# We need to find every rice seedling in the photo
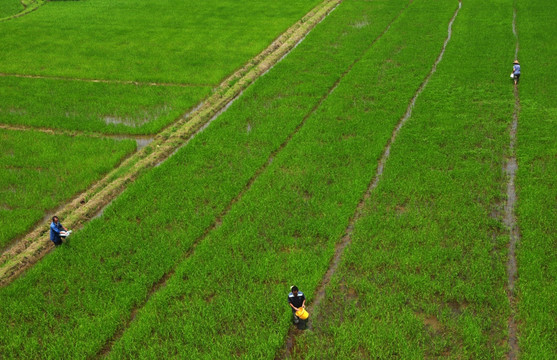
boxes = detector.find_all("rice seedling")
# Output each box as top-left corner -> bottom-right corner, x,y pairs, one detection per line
0,128 -> 135,249
0,0 -> 321,133
0,76 -> 210,134
0,0 -> 416,357
515,0 -> 557,357
0,0 -> 23,18
107,0 -> 460,357
293,0 -> 515,357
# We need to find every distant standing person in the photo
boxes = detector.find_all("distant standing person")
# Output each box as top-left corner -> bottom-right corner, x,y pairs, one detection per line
288,285 -> 306,324
512,60 -> 521,85
50,216 -> 68,246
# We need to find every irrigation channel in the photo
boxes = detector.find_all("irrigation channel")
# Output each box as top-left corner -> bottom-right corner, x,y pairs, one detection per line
279,1 -> 462,357
0,0 -> 342,287
505,4 -> 521,359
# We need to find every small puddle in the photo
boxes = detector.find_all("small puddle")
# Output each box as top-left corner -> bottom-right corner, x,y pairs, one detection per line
109,135 -> 155,151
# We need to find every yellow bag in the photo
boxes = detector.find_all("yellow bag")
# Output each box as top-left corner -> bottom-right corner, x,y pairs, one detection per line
295,307 -> 309,320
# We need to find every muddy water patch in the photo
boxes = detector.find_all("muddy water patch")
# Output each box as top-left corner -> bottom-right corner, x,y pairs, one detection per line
103,105 -> 172,128
109,135 -> 155,151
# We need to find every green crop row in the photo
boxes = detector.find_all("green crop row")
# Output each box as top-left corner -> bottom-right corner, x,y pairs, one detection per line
0,0 -> 416,357
0,129 -> 135,249
107,1 -> 460,358
515,0 -> 557,357
0,77 -> 210,134
293,0 -> 515,358
0,0 -> 23,19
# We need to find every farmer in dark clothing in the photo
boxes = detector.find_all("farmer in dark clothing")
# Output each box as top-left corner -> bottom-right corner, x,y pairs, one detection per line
512,60 -> 521,85
49,216 -> 68,246
288,285 -> 306,324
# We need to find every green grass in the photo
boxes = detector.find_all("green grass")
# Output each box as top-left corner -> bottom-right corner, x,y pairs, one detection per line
515,0 -> 557,357
108,0 -> 459,357
0,0 -> 321,133
0,0 -> 23,18
0,0 -> 420,357
0,129 -> 135,249
0,0 -> 320,84
293,0 -> 514,358
0,77 -> 211,134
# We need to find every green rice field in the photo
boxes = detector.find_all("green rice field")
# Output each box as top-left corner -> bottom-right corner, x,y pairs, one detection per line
0,0 -> 555,358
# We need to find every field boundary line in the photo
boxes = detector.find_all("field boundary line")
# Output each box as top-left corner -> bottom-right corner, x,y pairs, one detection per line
0,72 -> 214,88
96,3 -> 369,355
0,0 -> 341,286
0,0 -> 45,22
279,1 -> 462,358
505,3 -> 520,359
0,123 -> 154,145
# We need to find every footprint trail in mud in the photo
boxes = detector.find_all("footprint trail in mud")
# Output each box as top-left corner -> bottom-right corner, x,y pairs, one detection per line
505,4 -> 520,360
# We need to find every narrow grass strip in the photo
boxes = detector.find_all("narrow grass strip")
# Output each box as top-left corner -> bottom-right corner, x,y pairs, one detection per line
505,3 -> 521,359
105,1 -> 458,358
293,0 -> 515,358
0,0 -> 414,358
515,0 -> 557,357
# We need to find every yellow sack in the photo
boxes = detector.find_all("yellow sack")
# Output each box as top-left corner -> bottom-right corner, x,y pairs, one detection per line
295,307 -> 309,320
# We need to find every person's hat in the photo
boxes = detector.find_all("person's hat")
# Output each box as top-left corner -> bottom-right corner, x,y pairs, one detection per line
513,60 -> 519,64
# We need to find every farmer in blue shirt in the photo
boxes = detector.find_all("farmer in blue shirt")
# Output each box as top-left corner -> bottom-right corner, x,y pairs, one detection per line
49,216 -> 68,246
512,60 -> 521,85
288,285 -> 306,324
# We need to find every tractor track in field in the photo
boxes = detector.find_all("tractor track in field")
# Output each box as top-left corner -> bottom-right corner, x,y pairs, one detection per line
0,72 -> 213,88
279,1 -> 462,358
0,0 -> 342,288
505,4 -> 520,360
96,3 -> 346,357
